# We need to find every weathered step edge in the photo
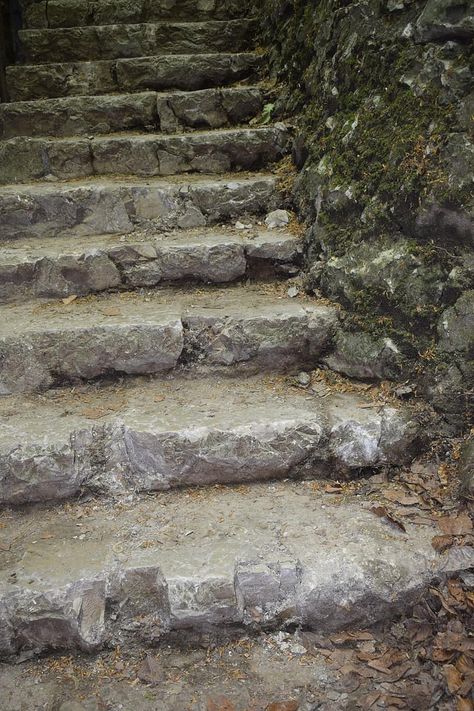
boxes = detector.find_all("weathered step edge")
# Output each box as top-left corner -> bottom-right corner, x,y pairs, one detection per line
0,232 -> 302,301
22,0 -> 250,28
6,52 -> 261,101
0,301 -> 338,395
0,126 -> 288,185
21,0 -> 251,29
0,384 -> 421,505
0,87 -> 263,140
18,20 -> 256,64
0,174 -> 278,241
0,494 -> 472,659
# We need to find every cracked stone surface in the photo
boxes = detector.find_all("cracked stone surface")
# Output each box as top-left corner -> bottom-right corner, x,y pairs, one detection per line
0,126 -> 288,184
0,227 -> 302,300
0,87 -> 263,139
0,373 -> 421,504
19,20 -> 256,63
0,174 -> 278,240
6,52 -> 261,101
21,0 -> 249,28
0,481 -> 472,659
0,285 -> 339,394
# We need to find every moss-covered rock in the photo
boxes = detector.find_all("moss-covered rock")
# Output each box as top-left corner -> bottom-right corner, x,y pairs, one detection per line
257,0 -> 473,428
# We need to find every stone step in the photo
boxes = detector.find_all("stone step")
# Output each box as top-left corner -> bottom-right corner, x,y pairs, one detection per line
0,284 -> 339,395
1,479 -> 472,659
23,0 -> 248,29
18,20 -> 255,64
0,126 -> 288,185
6,51 -> 260,101
0,173 -> 278,241
0,372 -> 421,505
0,86 -> 263,139
0,228 -> 302,301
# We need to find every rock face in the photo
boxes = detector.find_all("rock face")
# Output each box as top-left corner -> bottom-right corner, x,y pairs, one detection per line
258,0 -> 474,428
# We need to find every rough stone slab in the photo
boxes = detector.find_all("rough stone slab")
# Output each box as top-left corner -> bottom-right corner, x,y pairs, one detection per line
0,286 -> 338,394
19,20 -> 255,63
6,52 -> 260,101
0,126 -> 286,184
0,480 -> 472,657
0,87 -> 263,139
0,229 -> 302,300
22,0 -> 249,28
0,373 -> 421,505
0,303 -> 184,395
0,174 -> 278,241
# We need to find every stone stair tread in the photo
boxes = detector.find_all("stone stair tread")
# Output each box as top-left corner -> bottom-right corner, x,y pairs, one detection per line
1,478 -> 472,657
0,172 -> 279,241
19,19 -> 255,64
0,226 -> 298,264
6,52 -> 261,101
0,126 -> 287,185
0,86 -> 264,139
0,227 -> 301,300
0,284 -> 329,336
0,370 -> 421,505
24,0 -> 248,28
0,284 -> 339,394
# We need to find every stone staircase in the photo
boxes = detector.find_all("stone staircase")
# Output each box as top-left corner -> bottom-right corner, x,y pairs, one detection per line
0,0 -> 472,663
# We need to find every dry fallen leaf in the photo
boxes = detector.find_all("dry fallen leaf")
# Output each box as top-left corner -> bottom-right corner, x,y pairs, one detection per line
82,407 -> 109,420
370,506 -> 407,533
137,653 -> 164,685
439,514 -> 473,536
457,698 -> 474,711
101,307 -> 121,317
62,294 -> 77,305
444,664 -> 463,694
383,490 -> 420,506
432,535 -> 456,553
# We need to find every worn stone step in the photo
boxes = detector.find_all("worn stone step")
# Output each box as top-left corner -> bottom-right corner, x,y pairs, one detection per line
1,479 -> 472,659
23,0 -> 249,28
0,228 -> 302,301
6,51 -> 260,102
0,285 -> 338,395
0,87 -> 263,139
6,53 -> 261,101
0,126 -> 288,184
0,372 -> 420,504
0,173 -> 278,241
19,20 -> 255,64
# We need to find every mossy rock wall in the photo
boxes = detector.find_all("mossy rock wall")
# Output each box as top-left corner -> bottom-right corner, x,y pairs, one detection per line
258,0 -> 473,428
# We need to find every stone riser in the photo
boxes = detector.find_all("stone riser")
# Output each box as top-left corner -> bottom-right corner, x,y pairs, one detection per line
0,87 -> 263,139
0,232 -> 301,300
6,52 -> 260,101
19,20 -> 255,63
1,483 -> 470,660
23,0 -> 248,28
0,175 -> 278,241
0,378 -> 419,505
0,297 -> 338,395
0,127 -> 287,184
